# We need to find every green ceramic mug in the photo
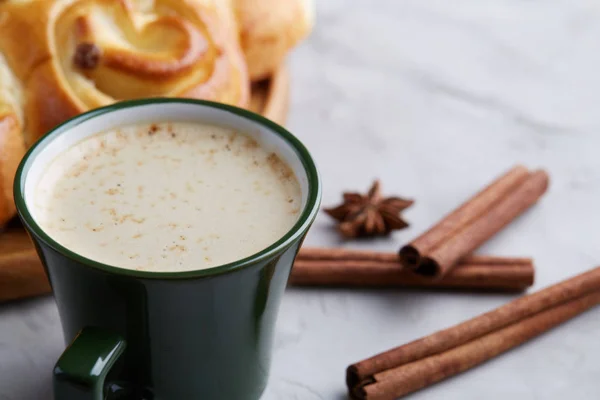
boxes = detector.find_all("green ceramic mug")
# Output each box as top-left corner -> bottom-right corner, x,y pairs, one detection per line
13,99 -> 321,400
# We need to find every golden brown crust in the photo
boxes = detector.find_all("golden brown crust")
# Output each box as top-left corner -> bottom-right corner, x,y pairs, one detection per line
0,26 -> 28,225
1,0 -> 250,144
74,15 -> 208,79
0,1 -> 55,82
235,0 -> 314,80
0,112 -> 26,225
25,60 -> 83,145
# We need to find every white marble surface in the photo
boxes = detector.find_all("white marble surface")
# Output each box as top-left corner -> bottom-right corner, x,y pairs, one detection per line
3,0 -> 600,398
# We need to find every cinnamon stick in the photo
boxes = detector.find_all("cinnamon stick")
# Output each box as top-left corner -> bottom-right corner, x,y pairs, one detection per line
346,266 -> 600,392
399,166 -> 548,277
398,165 -> 528,269
298,247 -> 530,265
298,247 -> 399,263
352,290 -> 600,400
290,258 -> 534,291
460,254 -> 533,265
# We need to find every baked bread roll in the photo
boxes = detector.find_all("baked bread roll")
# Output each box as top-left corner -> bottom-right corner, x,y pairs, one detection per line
0,0 -> 249,145
0,54 -> 27,225
0,0 -> 250,225
235,0 -> 314,81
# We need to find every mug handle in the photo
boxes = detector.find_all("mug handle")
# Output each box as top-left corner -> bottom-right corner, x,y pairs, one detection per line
54,327 -> 127,400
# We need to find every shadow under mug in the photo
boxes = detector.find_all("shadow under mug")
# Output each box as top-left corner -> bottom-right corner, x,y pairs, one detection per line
13,99 -> 322,400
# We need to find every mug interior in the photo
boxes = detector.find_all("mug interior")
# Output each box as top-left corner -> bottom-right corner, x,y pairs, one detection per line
15,99 -> 321,278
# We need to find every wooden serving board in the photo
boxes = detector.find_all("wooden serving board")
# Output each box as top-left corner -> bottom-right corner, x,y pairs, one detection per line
249,64 -> 290,125
0,219 -> 50,302
0,66 -> 291,303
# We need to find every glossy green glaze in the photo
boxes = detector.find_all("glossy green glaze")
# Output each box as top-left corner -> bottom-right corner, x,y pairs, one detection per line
54,327 -> 126,400
14,99 -> 321,400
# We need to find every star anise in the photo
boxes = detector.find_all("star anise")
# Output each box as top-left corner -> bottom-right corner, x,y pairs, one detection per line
324,180 -> 413,238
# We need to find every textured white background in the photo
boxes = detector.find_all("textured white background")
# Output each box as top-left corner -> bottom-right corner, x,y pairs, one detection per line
3,0 -> 600,398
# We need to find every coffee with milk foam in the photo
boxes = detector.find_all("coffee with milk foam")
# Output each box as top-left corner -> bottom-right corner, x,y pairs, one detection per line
32,122 -> 302,272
